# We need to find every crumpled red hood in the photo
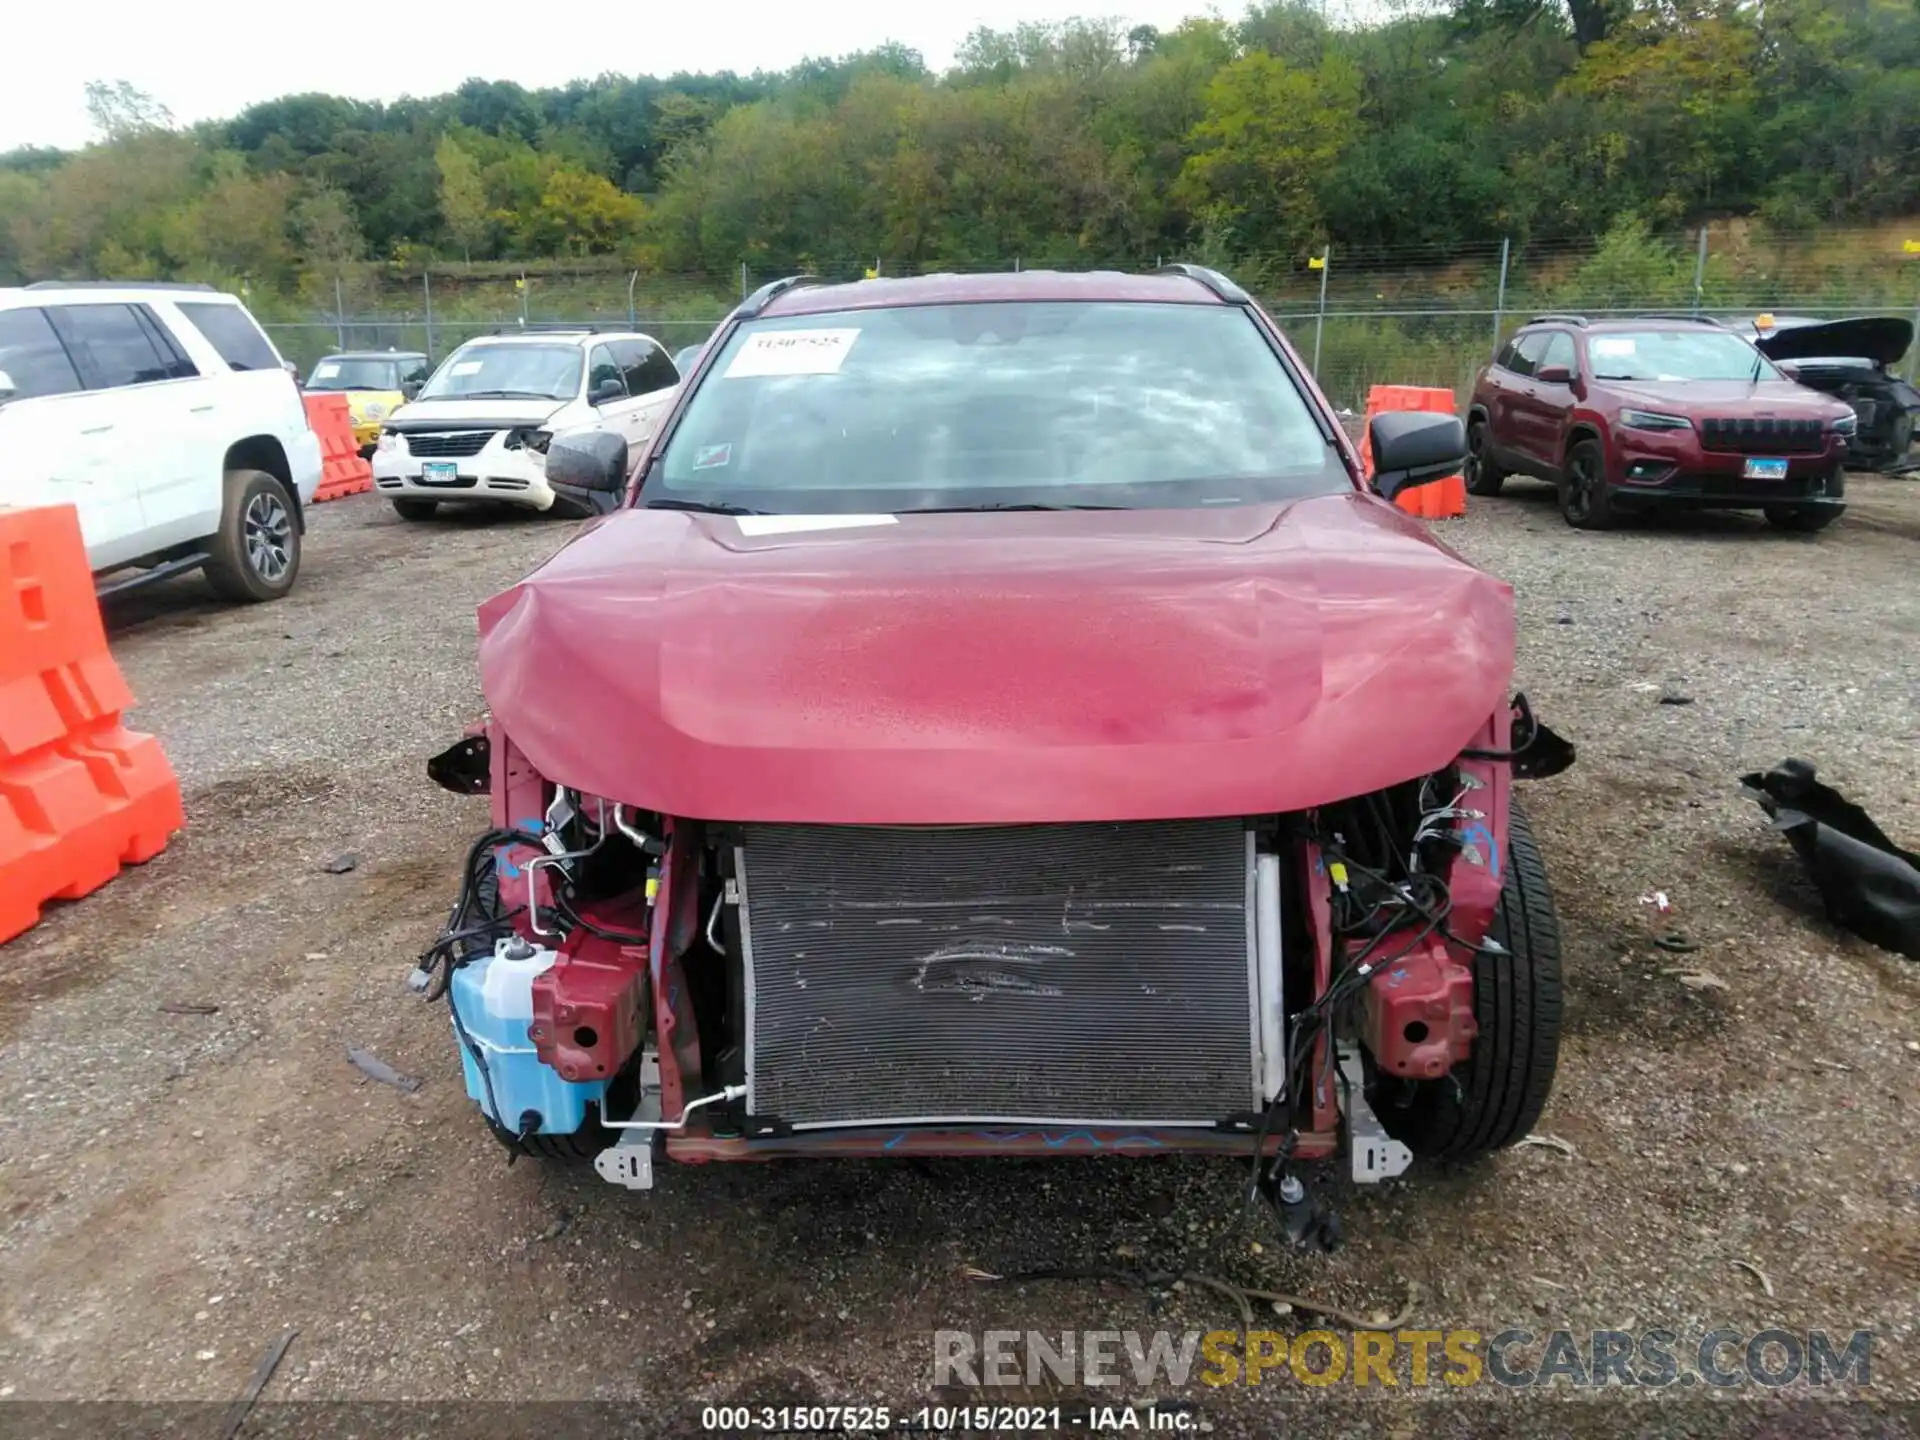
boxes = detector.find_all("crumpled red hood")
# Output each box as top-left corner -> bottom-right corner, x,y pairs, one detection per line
476,495 -> 1514,824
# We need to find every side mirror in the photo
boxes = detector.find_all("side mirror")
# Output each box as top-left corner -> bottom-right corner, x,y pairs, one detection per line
401,380 -> 423,400
590,377 -> 625,405
1535,364 -> 1573,386
0,369 -> 15,403
1369,411 -> 1467,501
545,429 -> 629,499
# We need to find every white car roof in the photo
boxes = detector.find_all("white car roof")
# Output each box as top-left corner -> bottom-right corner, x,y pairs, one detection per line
451,330 -> 658,349
0,283 -> 250,311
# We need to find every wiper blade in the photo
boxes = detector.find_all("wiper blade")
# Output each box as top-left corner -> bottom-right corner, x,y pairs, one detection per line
643,498 -> 768,515
904,502 -> 1127,513
454,389 -> 558,400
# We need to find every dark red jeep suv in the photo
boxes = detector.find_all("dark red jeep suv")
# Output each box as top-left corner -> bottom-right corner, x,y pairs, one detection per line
1464,315 -> 1857,531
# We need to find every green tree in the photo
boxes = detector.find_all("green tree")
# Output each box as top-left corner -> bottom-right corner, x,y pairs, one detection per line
290,182 -> 369,309
520,165 -> 647,256
437,132 -> 489,260
83,80 -> 174,141
1177,52 -> 1363,256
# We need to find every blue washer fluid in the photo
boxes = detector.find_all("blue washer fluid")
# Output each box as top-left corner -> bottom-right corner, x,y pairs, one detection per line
448,936 -> 607,1135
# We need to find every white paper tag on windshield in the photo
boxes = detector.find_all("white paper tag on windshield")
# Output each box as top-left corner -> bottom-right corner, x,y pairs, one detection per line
735,514 -> 896,536
312,361 -> 341,380
724,329 -> 860,379
449,359 -> 483,376
1590,337 -> 1637,357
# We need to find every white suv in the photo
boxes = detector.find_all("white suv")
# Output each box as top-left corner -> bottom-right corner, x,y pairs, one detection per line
372,328 -> 679,520
0,282 -> 323,602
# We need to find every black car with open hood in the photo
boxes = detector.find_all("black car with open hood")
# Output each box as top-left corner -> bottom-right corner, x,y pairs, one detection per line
1751,316 -> 1918,472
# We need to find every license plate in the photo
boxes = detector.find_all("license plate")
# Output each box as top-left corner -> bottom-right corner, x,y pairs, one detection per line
1743,457 -> 1789,480
420,461 -> 459,485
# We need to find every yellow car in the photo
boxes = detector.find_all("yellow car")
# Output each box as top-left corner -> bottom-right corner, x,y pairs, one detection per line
304,350 -> 430,455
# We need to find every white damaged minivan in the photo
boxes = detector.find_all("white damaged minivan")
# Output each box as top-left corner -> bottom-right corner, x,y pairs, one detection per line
371,328 -> 680,521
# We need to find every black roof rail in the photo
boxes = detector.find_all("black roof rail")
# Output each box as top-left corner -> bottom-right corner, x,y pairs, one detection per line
1155,263 -> 1250,304
1526,313 -> 1588,327
24,279 -> 217,292
1632,311 -> 1726,325
738,274 -> 820,318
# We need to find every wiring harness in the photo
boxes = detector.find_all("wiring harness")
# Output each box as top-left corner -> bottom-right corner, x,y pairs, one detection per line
1246,771 -> 1502,1212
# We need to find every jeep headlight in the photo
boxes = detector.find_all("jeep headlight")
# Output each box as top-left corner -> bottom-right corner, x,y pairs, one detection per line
1832,412 -> 1858,437
1620,409 -> 1694,433
376,430 -> 401,453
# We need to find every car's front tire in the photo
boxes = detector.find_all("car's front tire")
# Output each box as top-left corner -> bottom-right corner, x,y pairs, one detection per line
1558,438 -> 1617,529
1464,419 -> 1506,497
392,498 -> 439,522
204,470 -> 301,603
1764,506 -> 1841,533
1372,802 -> 1563,1162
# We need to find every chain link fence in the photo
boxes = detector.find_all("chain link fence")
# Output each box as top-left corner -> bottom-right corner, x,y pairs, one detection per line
259,225 -> 1920,412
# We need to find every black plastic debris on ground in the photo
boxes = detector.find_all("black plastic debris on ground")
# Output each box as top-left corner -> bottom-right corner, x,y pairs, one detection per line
1741,759 -> 1920,961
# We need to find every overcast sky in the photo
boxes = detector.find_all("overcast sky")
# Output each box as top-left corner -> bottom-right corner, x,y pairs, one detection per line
4,1 -> 1227,151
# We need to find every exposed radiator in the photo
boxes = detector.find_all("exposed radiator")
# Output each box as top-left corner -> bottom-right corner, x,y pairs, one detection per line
737,820 -> 1259,1129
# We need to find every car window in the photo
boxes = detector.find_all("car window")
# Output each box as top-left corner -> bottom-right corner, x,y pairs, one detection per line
175,301 -> 282,372
588,345 -> 627,400
420,342 -> 583,402
615,338 -> 679,396
0,307 -> 86,400
402,359 -> 430,385
45,304 -> 177,389
1587,329 -> 1780,382
1503,333 -> 1548,378
132,306 -> 200,380
1539,333 -> 1577,374
650,300 -> 1347,513
309,357 -> 406,390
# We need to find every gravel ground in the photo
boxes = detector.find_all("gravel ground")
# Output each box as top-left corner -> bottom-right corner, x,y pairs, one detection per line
1,480 -> 1916,1439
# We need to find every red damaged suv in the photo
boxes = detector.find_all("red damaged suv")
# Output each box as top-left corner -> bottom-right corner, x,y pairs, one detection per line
416,268 -> 1572,1235
1465,314 -> 1856,531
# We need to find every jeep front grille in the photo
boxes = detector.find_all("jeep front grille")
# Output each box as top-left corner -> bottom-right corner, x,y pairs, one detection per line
1699,416 -> 1827,455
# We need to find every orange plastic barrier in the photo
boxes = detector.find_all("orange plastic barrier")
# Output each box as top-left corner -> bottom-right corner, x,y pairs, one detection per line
0,505 -> 184,944
1358,385 -> 1467,520
302,393 -> 374,502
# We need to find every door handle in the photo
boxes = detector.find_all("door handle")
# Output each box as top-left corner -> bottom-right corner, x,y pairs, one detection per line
80,424 -> 115,435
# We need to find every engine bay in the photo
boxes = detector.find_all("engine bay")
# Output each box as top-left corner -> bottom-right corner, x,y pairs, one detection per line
413,695 -> 1572,1236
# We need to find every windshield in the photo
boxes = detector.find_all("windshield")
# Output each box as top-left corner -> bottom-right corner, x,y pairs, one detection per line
419,343 -> 582,402
645,301 -> 1343,513
306,357 -> 399,391
1588,330 -> 1781,383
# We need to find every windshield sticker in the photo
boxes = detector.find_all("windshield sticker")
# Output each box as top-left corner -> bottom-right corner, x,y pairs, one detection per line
1590,338 -> 1637,357
311,361 -> 341,380
449,359 -> 484,376
735,514 -> 897,536
724,328 -> 861,379
692,443 -> 733,470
